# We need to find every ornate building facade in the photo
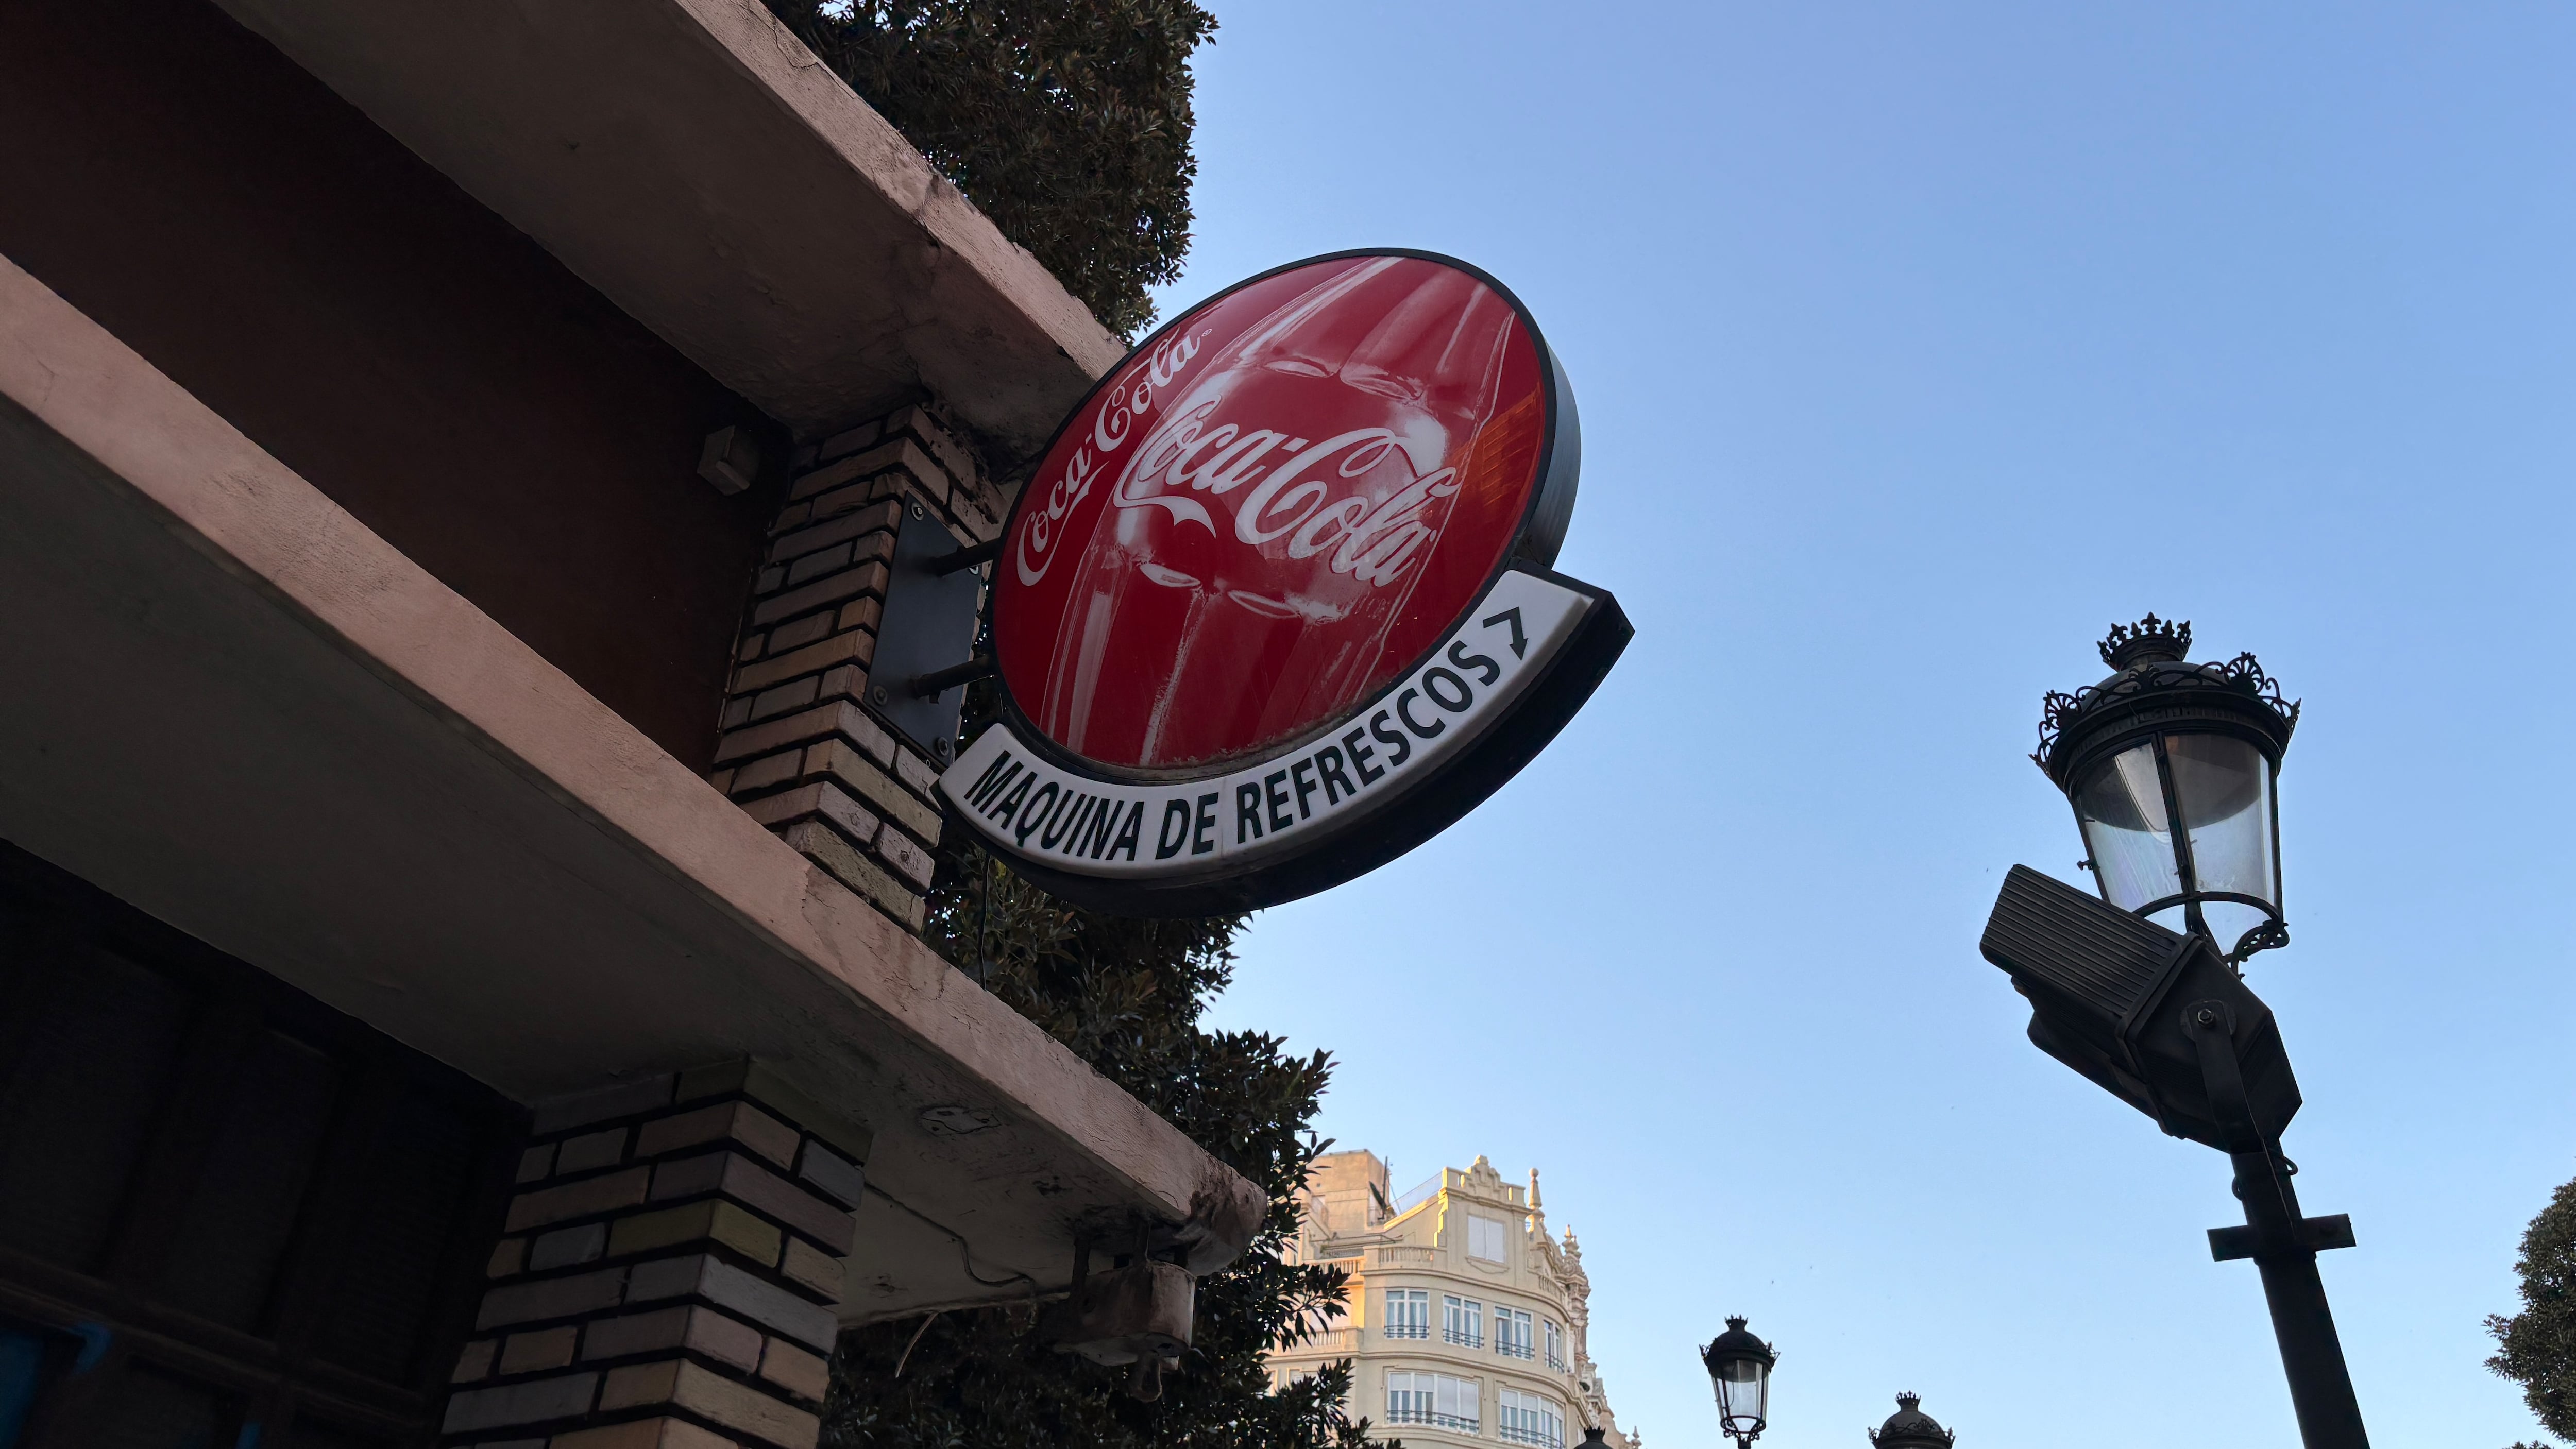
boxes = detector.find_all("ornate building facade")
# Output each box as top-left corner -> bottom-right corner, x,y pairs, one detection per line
1270,1152 -> 1635,1449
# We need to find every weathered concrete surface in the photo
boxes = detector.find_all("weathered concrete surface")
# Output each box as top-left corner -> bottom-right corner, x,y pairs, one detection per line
0,254 -> 1257,1320
212,0 -> 1126,452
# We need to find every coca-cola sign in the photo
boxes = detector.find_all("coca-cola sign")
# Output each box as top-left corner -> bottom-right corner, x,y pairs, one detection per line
941,251 -> 1630,914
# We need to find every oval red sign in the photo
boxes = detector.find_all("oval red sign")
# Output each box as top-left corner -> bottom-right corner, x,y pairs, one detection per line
993,253 -> 1557,773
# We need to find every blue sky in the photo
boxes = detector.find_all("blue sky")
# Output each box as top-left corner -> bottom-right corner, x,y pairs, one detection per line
1155,4 -> 2576,1445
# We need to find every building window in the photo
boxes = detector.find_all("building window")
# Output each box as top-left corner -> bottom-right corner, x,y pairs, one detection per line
1499,1389 -> 1566,1448
1468,1213 -> 1509,1262
1390,1371 -> 1481,1433
1385,1289 -> 1431,1340
1389,1371 -> 1428,1425
1544,1318 -> 1567,1372
1443,1295 -> 1485,1348
1495,1306 -> 1534,1360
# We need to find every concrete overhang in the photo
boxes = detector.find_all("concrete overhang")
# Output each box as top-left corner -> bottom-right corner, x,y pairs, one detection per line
0,257 -> 1260,1323
208,0 -> 1125,456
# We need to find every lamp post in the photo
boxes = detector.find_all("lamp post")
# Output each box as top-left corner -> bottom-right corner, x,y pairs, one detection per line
1701,1317 -> 1775,1447
1982,616 -> 2368,1449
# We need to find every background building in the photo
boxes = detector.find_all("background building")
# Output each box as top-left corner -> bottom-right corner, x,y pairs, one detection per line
1270,1152 -> 1636,1449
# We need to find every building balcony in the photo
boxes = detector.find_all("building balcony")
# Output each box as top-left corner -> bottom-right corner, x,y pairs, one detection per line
1444,1329 -> 1485,1349
1499,1425 -> 1564,1448
1388,1409 -> 1481,1434
1295,1328 -> 1361,1355
1498,1341 -> 1535,1360
1385,1323 -> 1432,1340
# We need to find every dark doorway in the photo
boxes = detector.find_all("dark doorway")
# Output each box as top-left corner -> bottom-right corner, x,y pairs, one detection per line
0,841 -> 520,1447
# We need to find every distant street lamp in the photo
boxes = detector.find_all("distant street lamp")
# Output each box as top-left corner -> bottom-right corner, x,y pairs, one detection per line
1701,1317 -> 1775,1447
1983,616 -> 2369,1449
1868,1393 -> 1954,1448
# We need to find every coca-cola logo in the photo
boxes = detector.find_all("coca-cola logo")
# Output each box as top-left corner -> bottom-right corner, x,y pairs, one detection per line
1012,327 -> 1207,588
1110,406 -> 1461,588
992,253 -> 1553,773
947,250 -> 1628,917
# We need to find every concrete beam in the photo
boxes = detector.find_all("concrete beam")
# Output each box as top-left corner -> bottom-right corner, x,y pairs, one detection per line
0,255 -> 1258,1322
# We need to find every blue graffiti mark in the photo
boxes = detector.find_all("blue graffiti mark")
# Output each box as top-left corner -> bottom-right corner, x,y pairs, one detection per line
67,1323 -> 112,1375
0,1331 -> 48,1449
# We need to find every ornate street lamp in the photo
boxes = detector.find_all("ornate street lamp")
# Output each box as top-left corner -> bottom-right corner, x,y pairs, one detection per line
1868,1393 -> 1954,1448
2032,613 -> 2299,965
1700,1317 -> 1774,1447
1983,617 -> 2370,1449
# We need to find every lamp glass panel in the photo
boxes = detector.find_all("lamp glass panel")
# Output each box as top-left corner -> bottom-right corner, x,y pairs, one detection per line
1710,1358 -> 1767,1433
2166,732 -> 2279,952
2073,744 -> 2182,912
2167,734 -> 2277,904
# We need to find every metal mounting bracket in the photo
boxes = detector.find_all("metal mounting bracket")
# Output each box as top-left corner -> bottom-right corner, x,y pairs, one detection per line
2183,999 -> 2357,1264
2210,1214 -> 2355,1262
867,500 -> 985,761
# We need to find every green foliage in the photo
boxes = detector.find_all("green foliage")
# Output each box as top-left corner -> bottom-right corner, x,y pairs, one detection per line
820,854 -> 1384,1449
761,0 -> 1215,339
2490,1169 -> 2576,1445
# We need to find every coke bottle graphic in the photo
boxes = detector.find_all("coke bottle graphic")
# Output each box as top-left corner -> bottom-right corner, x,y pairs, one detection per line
1037,256 -> 1534,769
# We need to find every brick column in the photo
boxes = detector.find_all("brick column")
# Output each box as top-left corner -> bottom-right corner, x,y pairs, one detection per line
707,403 -> 1009,931
439,1063 -> 873,1449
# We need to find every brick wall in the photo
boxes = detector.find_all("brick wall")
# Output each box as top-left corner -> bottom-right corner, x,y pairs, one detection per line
440,1064 -> 873,1449
708,404 -> 1008,932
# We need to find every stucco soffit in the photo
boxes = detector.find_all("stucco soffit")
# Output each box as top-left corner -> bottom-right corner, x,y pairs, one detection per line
210,0 -> 1126,453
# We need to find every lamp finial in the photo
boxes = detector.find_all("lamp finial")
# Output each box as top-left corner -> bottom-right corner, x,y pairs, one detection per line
2098,613 -> 2192,669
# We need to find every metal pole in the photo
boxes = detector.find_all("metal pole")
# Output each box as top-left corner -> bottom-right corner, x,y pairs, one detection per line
2187,1003 -> 2368,1449
2228,1149 -> 2369,1449
2195,1009 -> 2370,1449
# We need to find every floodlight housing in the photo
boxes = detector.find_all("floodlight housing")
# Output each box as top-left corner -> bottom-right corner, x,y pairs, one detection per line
1981,864 -> 2299,1150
